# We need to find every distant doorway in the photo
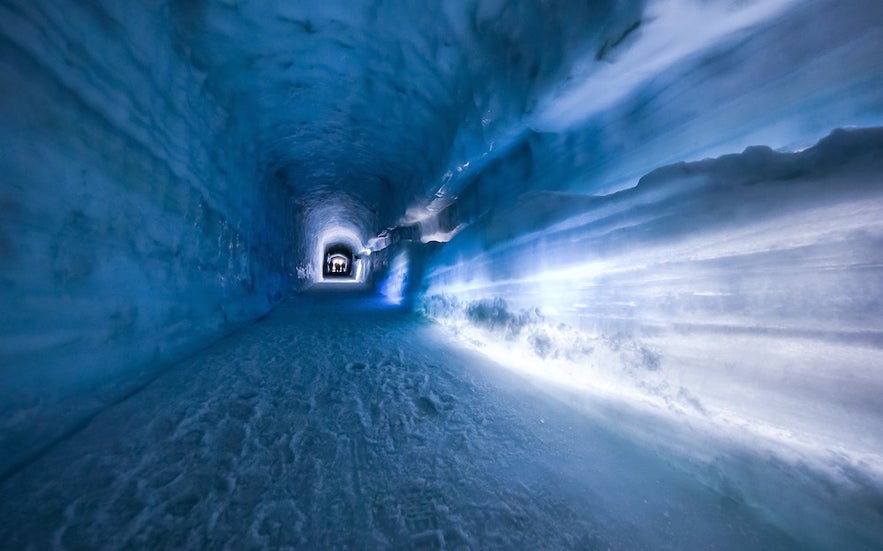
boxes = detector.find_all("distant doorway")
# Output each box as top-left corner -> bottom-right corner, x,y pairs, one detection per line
323,244 -> 354,278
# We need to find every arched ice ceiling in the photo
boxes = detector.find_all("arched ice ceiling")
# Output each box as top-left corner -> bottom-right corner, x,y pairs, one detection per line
168,0 -> 646,237
167,0 -> 883,248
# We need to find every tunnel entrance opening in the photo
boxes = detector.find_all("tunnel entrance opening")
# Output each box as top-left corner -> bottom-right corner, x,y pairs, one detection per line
323,244 -> 354,279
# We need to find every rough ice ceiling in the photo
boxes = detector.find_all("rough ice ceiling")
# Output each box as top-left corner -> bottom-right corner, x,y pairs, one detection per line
1,0 -> 883,545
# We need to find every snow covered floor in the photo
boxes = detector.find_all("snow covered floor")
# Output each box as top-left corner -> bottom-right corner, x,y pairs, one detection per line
0,291 -> 863,549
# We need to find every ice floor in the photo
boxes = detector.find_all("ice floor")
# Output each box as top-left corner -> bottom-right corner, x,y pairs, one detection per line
0,291 -> 855,549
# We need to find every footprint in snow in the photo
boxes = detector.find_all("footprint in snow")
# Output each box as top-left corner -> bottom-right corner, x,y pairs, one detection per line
346,362 -> 368,374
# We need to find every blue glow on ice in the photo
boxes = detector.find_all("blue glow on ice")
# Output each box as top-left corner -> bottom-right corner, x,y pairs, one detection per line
421,128 -> 883,491
379,252 -> 409,305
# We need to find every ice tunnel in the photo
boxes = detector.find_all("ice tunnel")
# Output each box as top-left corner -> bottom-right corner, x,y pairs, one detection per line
1,0 -> 883,548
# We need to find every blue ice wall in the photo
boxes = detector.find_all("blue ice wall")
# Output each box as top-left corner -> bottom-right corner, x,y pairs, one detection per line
416,1 -> 883,545
421,129 -> 883,547
165,0 -> 647,278
0,2 -> 294,476
414,0 -> 883,230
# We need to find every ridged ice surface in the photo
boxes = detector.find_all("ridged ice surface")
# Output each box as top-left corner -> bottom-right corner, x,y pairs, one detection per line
0,293 -> 828,550
421,127 -> 883,548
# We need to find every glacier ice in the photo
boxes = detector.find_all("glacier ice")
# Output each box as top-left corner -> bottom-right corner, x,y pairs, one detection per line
1,0 -> 882,548
421,128 -> 883,547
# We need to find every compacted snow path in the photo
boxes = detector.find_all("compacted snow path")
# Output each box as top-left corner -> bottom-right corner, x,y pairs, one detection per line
0,291 -> 801,550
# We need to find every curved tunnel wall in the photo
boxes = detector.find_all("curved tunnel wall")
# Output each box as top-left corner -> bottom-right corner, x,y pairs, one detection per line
0,0 -> 645,472
412,3 -> 883,542
0,1 -> 295,476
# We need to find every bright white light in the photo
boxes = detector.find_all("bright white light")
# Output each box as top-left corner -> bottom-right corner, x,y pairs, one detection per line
314,226 -> 366,284
379,251 -> 409,305
428,311 -> 883,482
422,185 -> 883,482
420,220 -> 466,244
